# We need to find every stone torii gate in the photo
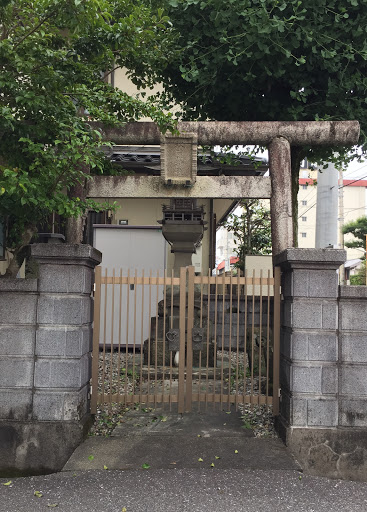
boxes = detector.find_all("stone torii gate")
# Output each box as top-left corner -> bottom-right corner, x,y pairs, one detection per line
88,120 -> 360,256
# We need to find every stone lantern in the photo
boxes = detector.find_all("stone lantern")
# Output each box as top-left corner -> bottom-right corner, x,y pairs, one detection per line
158,198 -> 207,273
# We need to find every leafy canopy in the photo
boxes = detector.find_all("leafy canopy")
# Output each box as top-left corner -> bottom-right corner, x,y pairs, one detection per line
224,199 -> 272,268
0,0 -> 175,258
159,0 -> 366,165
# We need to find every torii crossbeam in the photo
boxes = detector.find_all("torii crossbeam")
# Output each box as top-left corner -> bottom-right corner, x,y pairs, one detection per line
88,120 -> 360,255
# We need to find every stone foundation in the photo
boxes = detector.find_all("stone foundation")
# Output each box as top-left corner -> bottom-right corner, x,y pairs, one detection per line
277,423 -> 367,482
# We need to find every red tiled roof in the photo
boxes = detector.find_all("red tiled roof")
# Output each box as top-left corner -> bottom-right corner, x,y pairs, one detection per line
217,256 -> 239,270
343,180 -> 367,187
299,178 -> 367,187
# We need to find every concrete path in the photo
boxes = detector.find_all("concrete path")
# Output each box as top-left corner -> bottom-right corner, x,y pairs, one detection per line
64,408 -> 299,472
1,409 -> 367,511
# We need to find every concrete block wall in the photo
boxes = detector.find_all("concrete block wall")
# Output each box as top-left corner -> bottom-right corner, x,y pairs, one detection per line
339,286 -> 367,428
0,280 -> 38,422
0,244 -> 101,476
275,248 -> 367,481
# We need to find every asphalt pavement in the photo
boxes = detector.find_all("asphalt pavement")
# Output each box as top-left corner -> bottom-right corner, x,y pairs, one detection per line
1,409 -> 367,511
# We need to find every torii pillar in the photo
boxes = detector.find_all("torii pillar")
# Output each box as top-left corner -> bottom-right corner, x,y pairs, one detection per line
269,136 -> 293,256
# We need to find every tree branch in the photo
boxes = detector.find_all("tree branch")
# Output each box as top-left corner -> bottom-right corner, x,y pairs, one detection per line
13,7 -> 58,50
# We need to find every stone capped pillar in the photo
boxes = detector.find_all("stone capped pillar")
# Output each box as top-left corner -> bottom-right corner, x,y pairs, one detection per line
0,244 -> 101,476
31,244 -> 101,426
274,248 -> 345,432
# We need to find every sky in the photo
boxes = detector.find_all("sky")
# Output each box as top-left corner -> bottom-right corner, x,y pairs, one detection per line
342,158 -> 367,180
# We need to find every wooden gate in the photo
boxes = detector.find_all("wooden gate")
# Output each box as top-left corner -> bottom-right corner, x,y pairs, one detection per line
91,266 -> 280,415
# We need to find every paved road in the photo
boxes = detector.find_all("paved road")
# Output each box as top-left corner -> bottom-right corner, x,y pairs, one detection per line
1,468 -> 367,512
1,410 -> 367,511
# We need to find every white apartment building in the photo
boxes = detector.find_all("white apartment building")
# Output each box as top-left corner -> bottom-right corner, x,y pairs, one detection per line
216,226 -> 238,266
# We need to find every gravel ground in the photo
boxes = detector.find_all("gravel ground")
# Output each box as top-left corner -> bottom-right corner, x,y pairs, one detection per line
89,352 -> 134,437
90,350 -> 277,438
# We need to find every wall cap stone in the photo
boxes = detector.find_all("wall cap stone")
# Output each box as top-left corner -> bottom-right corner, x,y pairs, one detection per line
31,244 -> 102,267
274,248 -> 346,270
339,285 -> 367,299
0,279 -> 38,292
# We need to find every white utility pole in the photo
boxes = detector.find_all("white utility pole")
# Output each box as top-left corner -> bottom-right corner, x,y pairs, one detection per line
338,168 -> 345,285
315,162 -> 339,248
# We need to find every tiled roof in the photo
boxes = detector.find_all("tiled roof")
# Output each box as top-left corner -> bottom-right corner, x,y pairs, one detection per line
106,146 -> 268,177
299,178 -> 367,187
217,256 -> 239,270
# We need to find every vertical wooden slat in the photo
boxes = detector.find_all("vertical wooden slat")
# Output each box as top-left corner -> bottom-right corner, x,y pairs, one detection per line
251,269 -> 255,404
273,266 -> 281,416
186,266 -> 195,413
132,269 -> 137,402
198,273 -> 203,411
258,270 -> 263,401
213,271 -> 218,408
154,270 -> 159,408
109,268 -> 115,409
169,269 -> 174,412
101,268 -> 108,407
178,266 -> 187,414
91,266 -> 102,414
266,269 -> 271,407
243,269 -> 248,406
235,272 -> 241,410
124,269 -> 130,405
227,269 -> 233,409
116,269 -> 123,404
139,269 -> 145,406
220,271 -> 225,409
162,269 -> 167,406
147,270 -> 152,408
205,269 -> 211,410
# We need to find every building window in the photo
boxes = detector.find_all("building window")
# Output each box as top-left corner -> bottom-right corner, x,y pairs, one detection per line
302,216 -> 307,222
301,200 -> 307,206
302,184 -> 307,190
301,232 -> 307,238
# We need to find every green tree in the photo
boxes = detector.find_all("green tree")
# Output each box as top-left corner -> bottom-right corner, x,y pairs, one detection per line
157,0 -> 367,235
343,216 -> 367,250
224,199 -> 272,269
350,262 -> 366,285
0,0 -> 175,276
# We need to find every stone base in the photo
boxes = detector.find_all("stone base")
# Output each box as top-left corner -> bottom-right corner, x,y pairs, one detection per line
0,414 -> 92,477
143,339 -> 215,367
276,419 -> 367,482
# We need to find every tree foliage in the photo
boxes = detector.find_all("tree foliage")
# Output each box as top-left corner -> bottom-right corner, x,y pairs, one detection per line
0,0 -> 175,275
161,0 -> 366,143
350,261 -> 366,285
342,216 -> 367,250
224,199 -> 272,268
157,0 -> 367,235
